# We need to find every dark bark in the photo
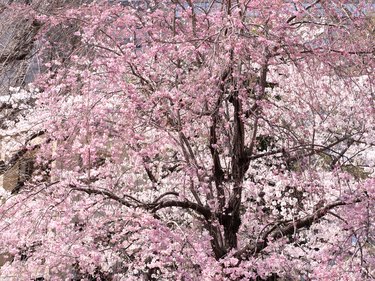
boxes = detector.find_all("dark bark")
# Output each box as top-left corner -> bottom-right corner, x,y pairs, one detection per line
234,200 -> 360,260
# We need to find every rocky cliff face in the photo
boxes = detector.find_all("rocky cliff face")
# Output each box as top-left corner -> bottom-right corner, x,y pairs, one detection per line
0,1 -> 38,193
0,0 -> 90,192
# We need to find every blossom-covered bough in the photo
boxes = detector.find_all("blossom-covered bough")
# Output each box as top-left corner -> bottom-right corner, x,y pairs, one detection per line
0,0 -> 374,280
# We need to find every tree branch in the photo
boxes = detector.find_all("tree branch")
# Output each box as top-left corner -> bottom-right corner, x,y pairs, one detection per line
70,185 -> 211,220
70,186 -> 134,207
234,199 -> 361,260
152,200 -> 212,220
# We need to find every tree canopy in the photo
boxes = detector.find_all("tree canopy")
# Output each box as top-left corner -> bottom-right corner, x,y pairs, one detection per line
0,0 -> 374,280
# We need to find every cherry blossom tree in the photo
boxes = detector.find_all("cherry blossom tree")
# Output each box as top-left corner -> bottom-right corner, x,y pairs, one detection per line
0,0 -> 374,280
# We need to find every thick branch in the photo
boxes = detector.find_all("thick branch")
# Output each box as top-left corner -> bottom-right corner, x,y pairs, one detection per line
153,200 -> 212,220
234,199 -> 360,260
71,186 -> 134,207
209,73 -> 227,210
70,185 -> 211,220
